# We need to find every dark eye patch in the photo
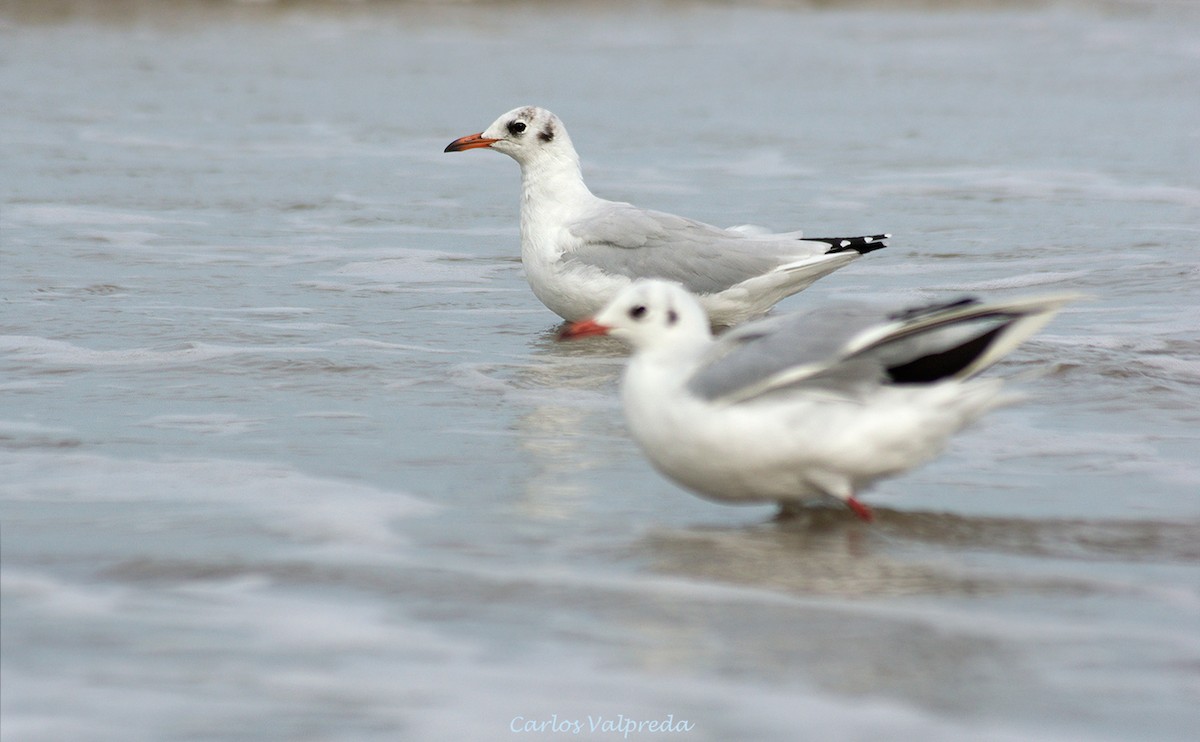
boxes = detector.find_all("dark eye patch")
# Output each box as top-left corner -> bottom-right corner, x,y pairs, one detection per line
667,309 -> 679,325
629,305 -> 647,320
507,120 -> 527,135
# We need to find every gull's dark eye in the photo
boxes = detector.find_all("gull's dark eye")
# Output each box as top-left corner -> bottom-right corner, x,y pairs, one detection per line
507,120 -> 527,135
629,305 -> 647,320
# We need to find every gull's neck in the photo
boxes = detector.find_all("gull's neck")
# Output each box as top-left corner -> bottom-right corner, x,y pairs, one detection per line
631,333 -> 713,375
623,336 -> 712,414
517,146 -> 595,221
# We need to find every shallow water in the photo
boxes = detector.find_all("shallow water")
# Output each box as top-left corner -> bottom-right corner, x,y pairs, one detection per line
2,1 -> 1199,740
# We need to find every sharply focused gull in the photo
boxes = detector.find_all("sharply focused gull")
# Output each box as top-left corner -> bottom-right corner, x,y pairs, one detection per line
560,280 -> 1076,521
445,106 -> 889,325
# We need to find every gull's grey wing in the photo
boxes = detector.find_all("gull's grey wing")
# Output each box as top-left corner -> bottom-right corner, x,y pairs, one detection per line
689,294 -> 1079,404
565,202 -> 821,295
687,304 -> 888,401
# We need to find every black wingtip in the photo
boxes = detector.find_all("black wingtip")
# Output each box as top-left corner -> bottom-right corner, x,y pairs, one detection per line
812,234 -> 891,255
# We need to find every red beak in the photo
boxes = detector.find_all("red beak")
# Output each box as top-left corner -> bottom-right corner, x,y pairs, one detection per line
557,318 -> 610,340
444,132 -> 499,152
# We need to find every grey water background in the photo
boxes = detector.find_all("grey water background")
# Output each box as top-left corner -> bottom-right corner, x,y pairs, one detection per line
2,1 -> 1199,739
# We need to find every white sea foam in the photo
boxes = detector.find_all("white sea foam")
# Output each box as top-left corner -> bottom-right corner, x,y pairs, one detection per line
331,253 -> 504,285
0,419 -> 82,449
1,560 -> 1114,742
0,204 -> 189,227
0,335 -> 321,369
0,450 -> 433,549
331,337 -> 460,354
0,570 -> 124,618
858,169 -> 1200,207
0,420 -> 78,440
715,147 -> 816,179
135,414 -> 265,436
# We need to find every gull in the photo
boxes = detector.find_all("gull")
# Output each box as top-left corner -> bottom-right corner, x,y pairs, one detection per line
559,279 -> 1076,521
445,106 -> 889,325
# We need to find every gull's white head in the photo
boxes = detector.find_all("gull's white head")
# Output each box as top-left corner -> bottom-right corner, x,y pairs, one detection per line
559,280 -> 712,351
444,106 -> 577,168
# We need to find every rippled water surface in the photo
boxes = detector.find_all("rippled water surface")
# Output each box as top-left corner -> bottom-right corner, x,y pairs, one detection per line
3,2 -> 1199,740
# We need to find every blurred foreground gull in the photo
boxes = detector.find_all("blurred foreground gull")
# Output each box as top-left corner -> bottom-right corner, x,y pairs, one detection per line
560,280 -> 1076,521
445,106 -> 888,325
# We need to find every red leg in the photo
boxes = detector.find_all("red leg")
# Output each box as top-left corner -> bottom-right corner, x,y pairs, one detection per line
846,495 -> 874,522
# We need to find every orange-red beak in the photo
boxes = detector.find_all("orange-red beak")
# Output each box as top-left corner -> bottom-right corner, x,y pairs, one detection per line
557,318 -> 610,340
444,132 -> 499,153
